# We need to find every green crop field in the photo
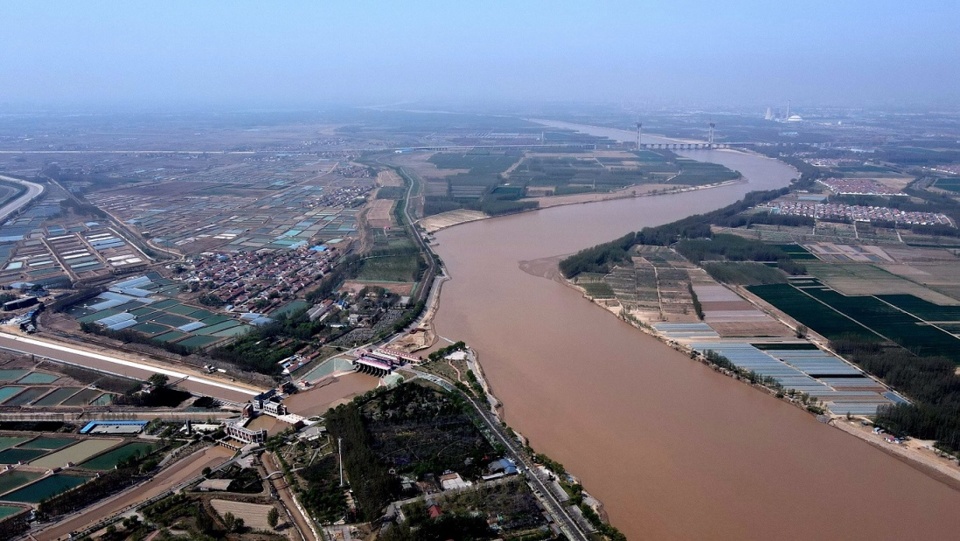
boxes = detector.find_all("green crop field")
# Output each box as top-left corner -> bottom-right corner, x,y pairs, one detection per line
582,281 -> 615,298
633,150 -> 672,162
751,281 -> 960,363
429,152 -> 519,175
933,177 -> 960,193
747,283 -> 879,340
356,255 -> 421,282
804,287 -> 960,360
703,262 -> 787,285
670,158 -> 741,185
774,244 -> 818,260
876,295 -> 960,321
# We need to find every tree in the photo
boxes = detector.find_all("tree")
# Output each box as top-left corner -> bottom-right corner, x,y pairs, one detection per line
122,516 -> 141,531
194,504 -> 214,535
795,324 -> 808,339
267,506 -> 280,529
223,511 -> 236,532
148,373 -> 169,389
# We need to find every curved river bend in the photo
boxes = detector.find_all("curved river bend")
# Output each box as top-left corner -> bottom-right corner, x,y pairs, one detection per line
431,131 -> 960,540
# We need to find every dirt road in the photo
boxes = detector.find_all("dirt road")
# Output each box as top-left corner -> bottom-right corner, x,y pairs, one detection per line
263,451 -> 316,541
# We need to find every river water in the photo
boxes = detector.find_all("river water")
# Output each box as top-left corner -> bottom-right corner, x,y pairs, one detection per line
431,124 -> 960,540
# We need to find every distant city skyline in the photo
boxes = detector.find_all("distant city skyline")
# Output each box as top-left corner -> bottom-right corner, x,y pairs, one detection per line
3,1 -> 959,110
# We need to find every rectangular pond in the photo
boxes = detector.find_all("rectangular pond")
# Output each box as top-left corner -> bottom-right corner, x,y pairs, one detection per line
0,471 -> 42,495
0,504 -> 26,520
0,387 -> 25,403
0,369 -> 28,382
19,437 -> 77,450
30,439 -> 120,469
90,393 -> 114,406
0,448 -> 47,464
61,388 -> 101,406
16,372 -> 59,384
32,388 -> 82,406
80,442 -> 154,470
0,474 -> 87,503
3,387 -> 48,406
0,437 -> 30,451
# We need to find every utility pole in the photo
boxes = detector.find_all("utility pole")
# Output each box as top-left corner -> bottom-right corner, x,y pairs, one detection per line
338,437 -> 344,486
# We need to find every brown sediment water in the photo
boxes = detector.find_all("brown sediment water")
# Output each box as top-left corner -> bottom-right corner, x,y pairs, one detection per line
284,371 -> 380,418
432,132 -> 960,540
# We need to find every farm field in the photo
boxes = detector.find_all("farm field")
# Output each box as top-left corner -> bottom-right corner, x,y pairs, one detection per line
747,283 -> 879,341
931,177 -> 960,192
67,275 -> 253,352
702,261 -> 788,285
209,499 -> 276,531
356,254 -> 421,282
876,294 -> 960,321
749,279 -> 960,363
671,157 -> 741,185
805,261 -> 958,303
804,286 -> 960,360
774,243 -> 818,260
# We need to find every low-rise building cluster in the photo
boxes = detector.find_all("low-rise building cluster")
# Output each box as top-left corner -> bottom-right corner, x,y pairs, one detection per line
817,177 -> 905,196
186,245 -> 339,312
766,201 -> 953,226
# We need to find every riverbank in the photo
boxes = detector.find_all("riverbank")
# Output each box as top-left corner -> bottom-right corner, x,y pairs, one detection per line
560,262 -> 960,492
424,128 -> 960,539
418,176 -> 744,235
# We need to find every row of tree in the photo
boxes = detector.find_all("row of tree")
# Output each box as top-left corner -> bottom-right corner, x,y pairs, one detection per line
831,336 -> 960,455
559,154 -> 822,279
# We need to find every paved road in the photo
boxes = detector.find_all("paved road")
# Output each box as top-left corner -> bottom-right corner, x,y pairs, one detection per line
0,174 -> 45,224
0,331 -> 262,403
403,367 -> 589,541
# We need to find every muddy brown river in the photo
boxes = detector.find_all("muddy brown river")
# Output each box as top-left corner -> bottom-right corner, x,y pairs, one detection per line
431,127 -> 960,540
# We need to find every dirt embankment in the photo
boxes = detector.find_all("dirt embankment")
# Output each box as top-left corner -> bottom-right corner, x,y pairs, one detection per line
418,209 -> 488,233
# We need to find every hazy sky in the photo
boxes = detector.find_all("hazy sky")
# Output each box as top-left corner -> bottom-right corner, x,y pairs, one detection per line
3,1 -> 958,110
